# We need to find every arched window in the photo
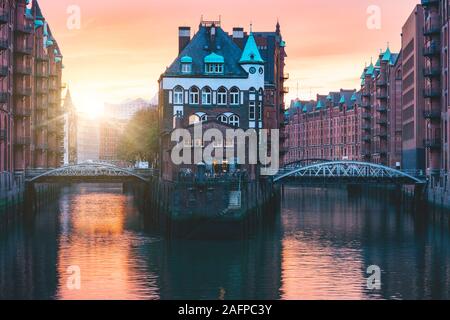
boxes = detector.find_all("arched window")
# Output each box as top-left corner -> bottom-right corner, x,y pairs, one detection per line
217,87 -> 227,105
195,112 -> 208,122
229,114 -> 240,127
173,86 -> 184,105
217,114 -> 228,124
258,88 -> 264,101
189,114 -> 200,125
189,87 -> 199,105
230,87 -> 240,105
202,87 -> 212,105
249,87 -> 256,94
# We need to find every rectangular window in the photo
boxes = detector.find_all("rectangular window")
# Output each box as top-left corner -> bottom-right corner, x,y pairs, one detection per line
249,102 -> 256,120
181,64 -> 191,73
206,63 -> 224,74
258,102 -> 262,120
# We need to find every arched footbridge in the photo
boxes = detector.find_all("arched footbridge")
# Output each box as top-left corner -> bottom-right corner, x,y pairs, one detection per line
274,161 -> 426,185
25,162 -> 155,184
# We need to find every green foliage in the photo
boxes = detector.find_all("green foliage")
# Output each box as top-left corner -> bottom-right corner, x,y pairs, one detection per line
117,108 -> 159,165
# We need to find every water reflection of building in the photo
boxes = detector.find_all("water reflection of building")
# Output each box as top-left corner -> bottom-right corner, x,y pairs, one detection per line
281,186 -> 450,300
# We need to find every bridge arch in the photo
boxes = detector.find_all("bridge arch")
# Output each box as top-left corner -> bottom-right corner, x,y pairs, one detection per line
274,161 -> 426,185
27,162 -> 151,184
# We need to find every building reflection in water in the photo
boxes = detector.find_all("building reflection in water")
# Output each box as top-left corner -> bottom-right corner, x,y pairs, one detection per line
0,183 -> 449,300
280,186 -> 450,300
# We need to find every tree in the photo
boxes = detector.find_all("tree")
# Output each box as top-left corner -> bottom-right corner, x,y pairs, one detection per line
117,108 -> 159,166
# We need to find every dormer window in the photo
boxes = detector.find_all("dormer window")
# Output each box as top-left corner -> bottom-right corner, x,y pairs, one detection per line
206,63 -> 224,74
204,53 -> 224,74
180,56 -> 192,74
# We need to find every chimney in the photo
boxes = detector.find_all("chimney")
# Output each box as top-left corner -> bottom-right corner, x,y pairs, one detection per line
179,27 -> 191,53
232,27 -> 245,49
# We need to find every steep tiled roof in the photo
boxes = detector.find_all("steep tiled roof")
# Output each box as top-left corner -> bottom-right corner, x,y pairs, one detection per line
240,33 -> 264,64
165,26 -> 247,77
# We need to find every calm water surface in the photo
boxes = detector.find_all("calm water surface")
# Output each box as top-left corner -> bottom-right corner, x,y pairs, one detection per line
0,184 -> 449,300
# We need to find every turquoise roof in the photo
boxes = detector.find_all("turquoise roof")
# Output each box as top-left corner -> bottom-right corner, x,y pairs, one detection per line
35,20 -> 44,29
25,8 -> 33,19
180,56 -> 193,63
326,94 -> 332,101
339,95 -> 346,104
351,92 -> 357,101
375,58 -> 380,68
316,100 -> 325,109
365,63 -> 374,76
46,39 -> 54,47
55,57 -> 62,63
302,105 -> 308,113
280,40 -> 286,47
204,52 -> 224,64
382,47 -> 392,62
294,100 -> 302,108
240,33 -> 264,64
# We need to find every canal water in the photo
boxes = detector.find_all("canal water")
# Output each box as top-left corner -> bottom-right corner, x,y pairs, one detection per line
0,183 -> 449,300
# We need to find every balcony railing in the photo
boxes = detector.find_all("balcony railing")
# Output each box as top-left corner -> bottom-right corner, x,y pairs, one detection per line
14,136 -> 31,146
423,108 -> 441,119
362,135 -> 372,142
377,93 -> 388,100
376,79 -> 387,87
424,43 -> 440,56
0,129 -> 6,140
14,87 -> 32,96
0,92 -> 8,103
15,23 -> 33,34
376,106 -> 387,113
0,66 -> 8,77
424,24 -> 441,36
36,144 -> 49,151
421,0 -> 440,7
424,138 -> 441,149
362,91 -> 370,98
377,119 -> 388,126
375,129 -> 388,139
0,39 -> 8,50
424,67 -> 440,77
15,66 -> 32,75
36,55 -> 49,62
14,107 -> 31,117
362,112 -> 371,120
15,45 -> 33,55
424,89 -> 441,98
0,11 -> 8,24
36,70 -> 49,78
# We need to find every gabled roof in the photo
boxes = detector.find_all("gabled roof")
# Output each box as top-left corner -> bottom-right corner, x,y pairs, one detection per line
239,32 -> 264,64
165,25 -> 247,77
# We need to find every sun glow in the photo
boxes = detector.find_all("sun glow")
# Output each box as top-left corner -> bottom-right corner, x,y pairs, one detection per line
74,90 -> 105,119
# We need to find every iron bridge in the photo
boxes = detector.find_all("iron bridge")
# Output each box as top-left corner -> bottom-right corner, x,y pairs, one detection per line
26,162 -> 155,184
274,161 -> 426,185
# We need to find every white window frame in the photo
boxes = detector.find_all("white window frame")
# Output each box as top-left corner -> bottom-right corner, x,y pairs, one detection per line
229,115 -> 240,127
181,63 -> 192,74
249,101 -> 256,120
189,87 -> 200,105
173,87 -> 184,105
217,87 -> 227,105
202,87 -> 212,105
230,87 -> 240,106
217,114 -> 228,124
205,63 -> 224,74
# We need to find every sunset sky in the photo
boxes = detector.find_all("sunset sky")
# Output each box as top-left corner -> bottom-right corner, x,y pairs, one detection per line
38,0 -> 419,113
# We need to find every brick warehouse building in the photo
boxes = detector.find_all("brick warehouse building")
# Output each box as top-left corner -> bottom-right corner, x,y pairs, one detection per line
283,90 -> 362,164
283,46 -> 404,167
0,0 -> 64,192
